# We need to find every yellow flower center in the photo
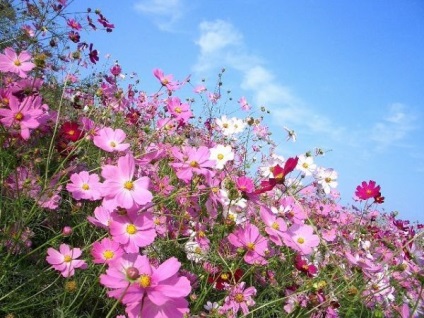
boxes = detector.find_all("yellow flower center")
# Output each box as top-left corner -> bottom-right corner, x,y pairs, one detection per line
272,222 -> 279,230
68,129 -> 75,136
220,273 -> 229,280
246,242 -> 255,251
126,224 -> 137,235
234,293 -> 245,303
103,250 -> 114,259
81,183 -> 89,190
325,177 -> 332,183
64,255 -> 72,262
189,161 -> 199,168
110,141 -> 116,148
15,112 -> 23,121
14,59 -> 22,66
195,246 -> 202,254
139,274 -> 151,288
124,180 -> 134,190
297,237 -> 305,244
175,107 -> 182,113
302,163 -> 309,168
223,123 -> 229,128
217,154 -> 224,160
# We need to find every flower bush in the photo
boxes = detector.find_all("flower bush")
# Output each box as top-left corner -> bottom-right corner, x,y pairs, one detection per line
0,1 -> 423,318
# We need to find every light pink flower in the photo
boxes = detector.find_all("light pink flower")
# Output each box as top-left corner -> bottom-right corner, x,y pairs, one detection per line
109,212 -> 156,253
66,171 -> 102,200
93,127 -> 130,152
0,47 -> 35,78
283,224 -> 320,255
101,153 -> 153,210
46,244 -> 87,277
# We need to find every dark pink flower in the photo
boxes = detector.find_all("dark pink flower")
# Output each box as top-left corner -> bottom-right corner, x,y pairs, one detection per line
227,224 -> 268,265
355,180 -> 381,200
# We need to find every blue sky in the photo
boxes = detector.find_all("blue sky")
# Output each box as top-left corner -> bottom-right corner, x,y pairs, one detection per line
70,0 -> 424,222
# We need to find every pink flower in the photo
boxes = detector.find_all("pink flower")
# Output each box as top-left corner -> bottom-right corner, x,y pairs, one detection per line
67,18 -> 82,30
283,224 -> 320,255
101,153 -> 153,210
0,95 -> 44,140
100,254 -> 191,318
46,244 -> 87,277
259,206 -> 287,246
153,68 -> 179,91
66,171 -> 102,200
236,176 -> 255,194
166,97 -> 193,123
355,180 -> 381,200
227,224 -> 268,265
0,47 -> 35,78
91,238 -> 124,264
109,212 -> 156,253
171,146 -> 215,183
238,96 -> 250,111
87,205 -> 112,229
122,256 -> 191,318
220,282 -> 256,317
93,127 -> 130,152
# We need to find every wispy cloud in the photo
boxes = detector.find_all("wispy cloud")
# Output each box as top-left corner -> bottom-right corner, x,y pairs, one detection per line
370,103 -> 418,150
193,20 -> 345,143
134,0 -> 184,31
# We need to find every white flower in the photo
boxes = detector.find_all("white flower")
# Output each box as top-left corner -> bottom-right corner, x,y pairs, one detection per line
315,168 -> 338,194
259,154 -> 285,178
296,154 -> 317,176
216,116 -> 246,136
209,144 -> 234,169
204,301 -> 220,312
184,240 -> 206,263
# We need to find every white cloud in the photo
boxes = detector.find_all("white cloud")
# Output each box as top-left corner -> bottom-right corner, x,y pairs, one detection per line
370,103 -> 418,149
193,20 -> 346,143
134,0 -> 184,31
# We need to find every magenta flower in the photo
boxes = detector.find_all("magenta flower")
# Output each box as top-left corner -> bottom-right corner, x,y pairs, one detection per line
0,47 -> 35,78
101,153 -> 153,210
355,180 -> 381,200
171,146 -> 215,183
109,211 -> 156,253
66,171 -> 102,201
227,224 -> 269,265
220,282 -> 257,316
259,206 -> 287,246
93,127 -> 130,152
46,244 -> 87,277
91,237 -> 124,264
0,95 -> 44,140
283,224 -> 320,255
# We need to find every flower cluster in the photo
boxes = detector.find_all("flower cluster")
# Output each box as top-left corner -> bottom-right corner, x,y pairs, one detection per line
0,2 -> 423,318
